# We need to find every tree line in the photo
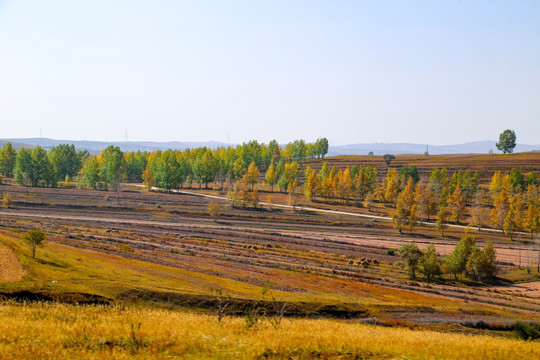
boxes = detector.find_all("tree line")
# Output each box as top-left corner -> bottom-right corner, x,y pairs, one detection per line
1,139 -> 538,240
0,138 -> 328,190
398,233 -> 498,283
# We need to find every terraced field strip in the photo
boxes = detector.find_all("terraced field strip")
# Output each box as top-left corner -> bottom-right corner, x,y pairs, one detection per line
170,188 -> 533,237
0,241 -> 26,282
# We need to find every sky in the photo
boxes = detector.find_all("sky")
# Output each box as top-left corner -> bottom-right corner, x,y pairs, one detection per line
0,1 -> 539,146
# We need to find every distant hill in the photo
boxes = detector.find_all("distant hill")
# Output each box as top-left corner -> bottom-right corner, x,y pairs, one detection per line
0,139 -> 35,150
328,141 -> 540,156
0,138 -> 230,154
1,138 -> 539,155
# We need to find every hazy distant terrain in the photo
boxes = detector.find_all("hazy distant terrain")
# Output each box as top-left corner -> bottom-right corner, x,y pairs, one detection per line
328,141 -> 540,155
1,137 -> 539,155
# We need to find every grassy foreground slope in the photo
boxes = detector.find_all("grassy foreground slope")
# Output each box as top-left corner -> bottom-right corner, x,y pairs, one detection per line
1,226 -> 536,324
0,301 -> 539,360
1,225 -> 539,359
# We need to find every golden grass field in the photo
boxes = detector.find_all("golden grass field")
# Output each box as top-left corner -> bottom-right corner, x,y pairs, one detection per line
0,241 -> 25,282
1,227 -> 539,359
0,301 -> 538,360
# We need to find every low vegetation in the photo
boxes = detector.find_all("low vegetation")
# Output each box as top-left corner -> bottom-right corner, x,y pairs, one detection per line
0,302 -> 538,360
0,242 -> 26,282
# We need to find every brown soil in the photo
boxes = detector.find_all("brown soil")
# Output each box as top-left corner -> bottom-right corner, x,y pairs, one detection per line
1,184 -> 539,322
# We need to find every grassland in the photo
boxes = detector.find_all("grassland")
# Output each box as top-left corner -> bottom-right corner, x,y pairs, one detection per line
0,301 -> 538,360
0,241 -> 26,282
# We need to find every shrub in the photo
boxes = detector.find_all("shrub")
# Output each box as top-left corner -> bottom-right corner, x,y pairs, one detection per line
386,249 -> 395,256
514,322 -> 540,341
208,201 -> 221,219
3,193 -> 13,208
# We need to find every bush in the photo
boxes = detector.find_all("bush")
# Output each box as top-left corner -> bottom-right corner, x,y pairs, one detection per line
208,201 -> 222,219
514,322 -> 540,341
121,244 -> 133,253
3,193 -> 13,208
386,249 -> 395,256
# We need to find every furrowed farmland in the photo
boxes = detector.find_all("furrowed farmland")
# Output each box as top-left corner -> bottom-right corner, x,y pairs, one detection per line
1,141 -> 539,359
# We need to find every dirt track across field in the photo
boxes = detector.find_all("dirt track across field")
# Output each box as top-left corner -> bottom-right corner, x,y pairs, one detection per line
0,207 -> 534,267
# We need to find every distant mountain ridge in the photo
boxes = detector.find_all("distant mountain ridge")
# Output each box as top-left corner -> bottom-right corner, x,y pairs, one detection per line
328,141 -> 540,156
0,138 -> 230,154
1,138 -> 539,155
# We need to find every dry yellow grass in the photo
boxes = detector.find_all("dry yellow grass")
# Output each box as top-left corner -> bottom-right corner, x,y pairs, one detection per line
0,242 -> 25,282
0,301 -> 537,360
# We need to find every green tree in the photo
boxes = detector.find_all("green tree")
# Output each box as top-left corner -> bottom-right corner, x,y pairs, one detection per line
289,139 -> 307,163
496,129 -> 517,154
398,243 -> 422,279
77,156 -> 102,190
241,140 -> 263,168
48,144 -> 81,186
14,147 -> 32,185
315,137 -> 329,159
99,146 -> 126,204
14,146 -> 50,187
444,234 -> 476,279
25,229 -> 46,259
420,244 -> 442,282
125,151 -> 148,183
264,140 -> 279,167
192,148 -> 217,189
230,158 -> 245,185
283,162 -> 300,191
155,150 -> 182,193
0,142 -> 17,177
383,154 -> 395,167
428,168 -> 448,197
509,168 -> 526,193
466,241 -> 498,281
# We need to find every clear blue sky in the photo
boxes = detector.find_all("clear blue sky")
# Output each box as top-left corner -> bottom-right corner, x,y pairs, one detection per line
1,1 -> 539,145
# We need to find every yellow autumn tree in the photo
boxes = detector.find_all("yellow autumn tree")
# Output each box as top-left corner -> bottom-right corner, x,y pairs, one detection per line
336,168 -> 353,203
415,181 -> 437,222
503,194 -> 523,241
304,167 -> 319,201
491,189 -> 509,231
392,178 -> 417,233
384,168 -> 400,207
246,162 -> 260,191
264,162 -> 277,192
448,182 -> 466,223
